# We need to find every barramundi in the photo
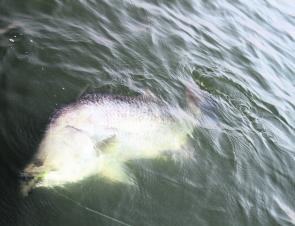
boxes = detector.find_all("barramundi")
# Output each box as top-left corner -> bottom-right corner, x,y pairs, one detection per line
20,87 -> 203,196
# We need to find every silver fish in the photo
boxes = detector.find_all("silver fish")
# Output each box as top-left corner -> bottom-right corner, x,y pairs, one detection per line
20,88 -> 202,196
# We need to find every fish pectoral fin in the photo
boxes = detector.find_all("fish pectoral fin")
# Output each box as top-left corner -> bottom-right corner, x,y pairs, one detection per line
98,157 -> 133,185
94,135 -> 118,155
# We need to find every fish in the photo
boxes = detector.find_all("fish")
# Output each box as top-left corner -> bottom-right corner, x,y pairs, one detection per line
20,85 -> 203,196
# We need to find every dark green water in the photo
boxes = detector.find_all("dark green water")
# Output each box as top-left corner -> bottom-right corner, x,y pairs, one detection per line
1,0 -> 295,225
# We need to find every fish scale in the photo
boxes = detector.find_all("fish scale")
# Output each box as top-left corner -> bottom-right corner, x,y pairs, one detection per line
20,93 -> 201,196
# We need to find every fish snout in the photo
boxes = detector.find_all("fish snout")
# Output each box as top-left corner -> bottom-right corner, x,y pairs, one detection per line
19,171 -> 38,196
19,165 -> 46,196
19,172 -> 35,182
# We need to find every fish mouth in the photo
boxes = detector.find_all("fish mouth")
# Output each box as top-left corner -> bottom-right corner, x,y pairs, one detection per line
19,171 -> 47,196
19,172 -> 35,181
19,171 -> 47,181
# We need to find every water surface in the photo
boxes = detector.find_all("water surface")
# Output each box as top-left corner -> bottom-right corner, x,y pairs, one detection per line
0,0 -> 295,225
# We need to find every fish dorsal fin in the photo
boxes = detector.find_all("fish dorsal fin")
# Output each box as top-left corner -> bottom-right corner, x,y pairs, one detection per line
94,135 -> 117,155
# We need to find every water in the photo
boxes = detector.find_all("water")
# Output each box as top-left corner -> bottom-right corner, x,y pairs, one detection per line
0,0 -> 294,225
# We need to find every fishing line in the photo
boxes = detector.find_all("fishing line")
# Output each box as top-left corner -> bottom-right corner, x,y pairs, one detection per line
52,189 -> 133,226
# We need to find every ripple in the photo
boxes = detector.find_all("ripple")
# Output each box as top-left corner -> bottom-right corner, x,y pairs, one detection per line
1,0 -> 295,225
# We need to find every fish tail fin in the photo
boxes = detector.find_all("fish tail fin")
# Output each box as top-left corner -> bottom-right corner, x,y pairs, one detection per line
184,82 -> 203,115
